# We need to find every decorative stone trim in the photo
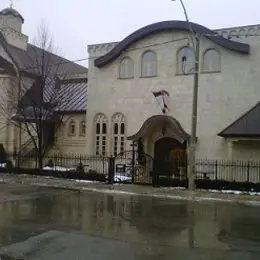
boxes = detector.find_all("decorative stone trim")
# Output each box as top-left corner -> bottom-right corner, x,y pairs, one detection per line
88,42 -> 119,55
0,27 -> 28,41
214,25 -> 260,38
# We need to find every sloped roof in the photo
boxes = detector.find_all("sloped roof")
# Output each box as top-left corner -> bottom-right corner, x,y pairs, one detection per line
5,43 -> 87,75
0,55 -> 15,74
55,78 -> 87,112
20,77 -> 87,114
0,30 -> 87,115
218,102 -> 260,137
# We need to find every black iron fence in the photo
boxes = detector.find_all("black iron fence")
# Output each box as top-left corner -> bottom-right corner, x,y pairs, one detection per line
0,153 -> 260,192
195,159 -> 260,192
1,153 -> 109,182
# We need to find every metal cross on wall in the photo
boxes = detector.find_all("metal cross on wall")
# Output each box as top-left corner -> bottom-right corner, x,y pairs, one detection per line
152,90 -> 171,115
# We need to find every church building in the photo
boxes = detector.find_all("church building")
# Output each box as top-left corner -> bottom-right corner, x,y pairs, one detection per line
0,6 -> 87,158
86,20 -> 260,165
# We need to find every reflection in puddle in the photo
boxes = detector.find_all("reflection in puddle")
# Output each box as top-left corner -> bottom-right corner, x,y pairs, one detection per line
0,188 -> 260,253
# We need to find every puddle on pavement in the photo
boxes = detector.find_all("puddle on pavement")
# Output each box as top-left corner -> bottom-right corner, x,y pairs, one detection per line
0,185 -> 260,259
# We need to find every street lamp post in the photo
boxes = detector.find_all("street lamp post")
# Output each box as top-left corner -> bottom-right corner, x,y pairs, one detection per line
172,0 -> 200,190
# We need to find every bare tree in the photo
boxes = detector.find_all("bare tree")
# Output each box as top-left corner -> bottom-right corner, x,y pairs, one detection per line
0,22 -> 76,169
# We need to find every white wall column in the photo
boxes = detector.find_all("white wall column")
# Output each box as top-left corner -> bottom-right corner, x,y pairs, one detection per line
227,140 -> 234,160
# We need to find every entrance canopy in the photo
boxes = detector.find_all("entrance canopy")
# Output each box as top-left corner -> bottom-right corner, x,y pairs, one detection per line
127,115 -> 190,143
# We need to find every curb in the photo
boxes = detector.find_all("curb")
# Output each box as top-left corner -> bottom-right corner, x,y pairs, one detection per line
1,174 -> 260,205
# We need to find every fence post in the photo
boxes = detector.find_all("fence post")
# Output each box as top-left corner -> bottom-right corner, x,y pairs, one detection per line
131,141 -> 137,184
215,160 -> 218,181
131,148 -> 135,183
108,156 -> 115,184
247,161 -> 250,183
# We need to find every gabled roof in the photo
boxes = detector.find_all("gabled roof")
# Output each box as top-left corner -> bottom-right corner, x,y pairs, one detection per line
218,102 -> 260,138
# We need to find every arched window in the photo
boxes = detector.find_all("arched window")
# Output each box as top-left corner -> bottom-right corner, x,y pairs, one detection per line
68,120 -> 76,136
119,57 -> 134,79
141,51 -> 157,77
177,47 -> 195,75
94,113 -> 108,156
112,113 -> 126,156
203,49 -> 220,73
80,120 -> 86,136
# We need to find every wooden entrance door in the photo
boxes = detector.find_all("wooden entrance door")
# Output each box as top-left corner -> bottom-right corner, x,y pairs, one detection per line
154,137 -> 186,177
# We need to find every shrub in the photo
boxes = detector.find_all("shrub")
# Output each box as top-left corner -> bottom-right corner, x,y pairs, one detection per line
76,162 -> 84,173
6,160 -> 14,170
46,159 -> 54,168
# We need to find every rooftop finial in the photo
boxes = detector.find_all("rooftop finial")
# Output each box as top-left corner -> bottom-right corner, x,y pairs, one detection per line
9,0 -> 14,8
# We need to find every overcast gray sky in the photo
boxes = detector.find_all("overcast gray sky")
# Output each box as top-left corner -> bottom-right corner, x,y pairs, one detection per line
1,0 -> 259,66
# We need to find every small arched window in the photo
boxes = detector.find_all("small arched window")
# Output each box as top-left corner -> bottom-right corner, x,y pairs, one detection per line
94,113 -> 108,156
112,113 -> 126,156
119,57 -> 134,79
177,47 -> 195,75
203,49 -> 221,73
68,120 -> 76,136
141,51 -> 157,77
80,120 -> 86,136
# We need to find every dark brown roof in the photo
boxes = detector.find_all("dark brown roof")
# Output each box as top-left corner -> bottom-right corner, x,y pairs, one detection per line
5,43 -> 87,75
218,102 -> 260,137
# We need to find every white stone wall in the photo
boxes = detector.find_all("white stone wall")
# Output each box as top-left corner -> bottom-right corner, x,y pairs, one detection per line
0,14 -> 23,32
0,13 -> 28,50
86,29 -> 260,160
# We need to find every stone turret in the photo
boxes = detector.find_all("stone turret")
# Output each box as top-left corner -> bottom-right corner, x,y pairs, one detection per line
0,7 -> 28,50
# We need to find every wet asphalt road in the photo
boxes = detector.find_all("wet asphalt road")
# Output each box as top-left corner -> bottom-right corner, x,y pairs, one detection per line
0,183 -> 260,259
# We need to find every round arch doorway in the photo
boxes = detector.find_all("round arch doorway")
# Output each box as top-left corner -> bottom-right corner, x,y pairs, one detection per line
154,137 -> 187,178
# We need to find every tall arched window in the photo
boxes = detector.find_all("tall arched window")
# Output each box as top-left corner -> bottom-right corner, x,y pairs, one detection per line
119,57 -> 134,79
112,113 -> 126,156
68,120 -> 76,136
202,49 -> 221,73
141,51 -> 157,77
177,47 -> 195,74
80,120 -> 86,136
94,113 -> 108,156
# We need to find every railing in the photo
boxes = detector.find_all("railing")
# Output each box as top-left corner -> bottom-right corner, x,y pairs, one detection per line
194,159 -> 260,191
1,154 -> 260,192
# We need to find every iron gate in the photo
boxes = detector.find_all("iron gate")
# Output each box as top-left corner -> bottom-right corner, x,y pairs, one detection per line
109,150 -> 154,185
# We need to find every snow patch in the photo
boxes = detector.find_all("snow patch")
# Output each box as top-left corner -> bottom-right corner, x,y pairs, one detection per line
0,163 -> 6,168
200,189 -> 260,196
75,179 -> 98,184
114,175 -> 132,182
43,166 -> 75,172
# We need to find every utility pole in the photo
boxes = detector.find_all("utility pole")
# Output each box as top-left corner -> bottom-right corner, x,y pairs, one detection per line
171,0 -> 200,190
188,34 -> 200,190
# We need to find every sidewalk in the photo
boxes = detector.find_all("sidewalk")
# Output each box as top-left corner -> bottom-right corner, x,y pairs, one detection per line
1,173 -> 260,204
